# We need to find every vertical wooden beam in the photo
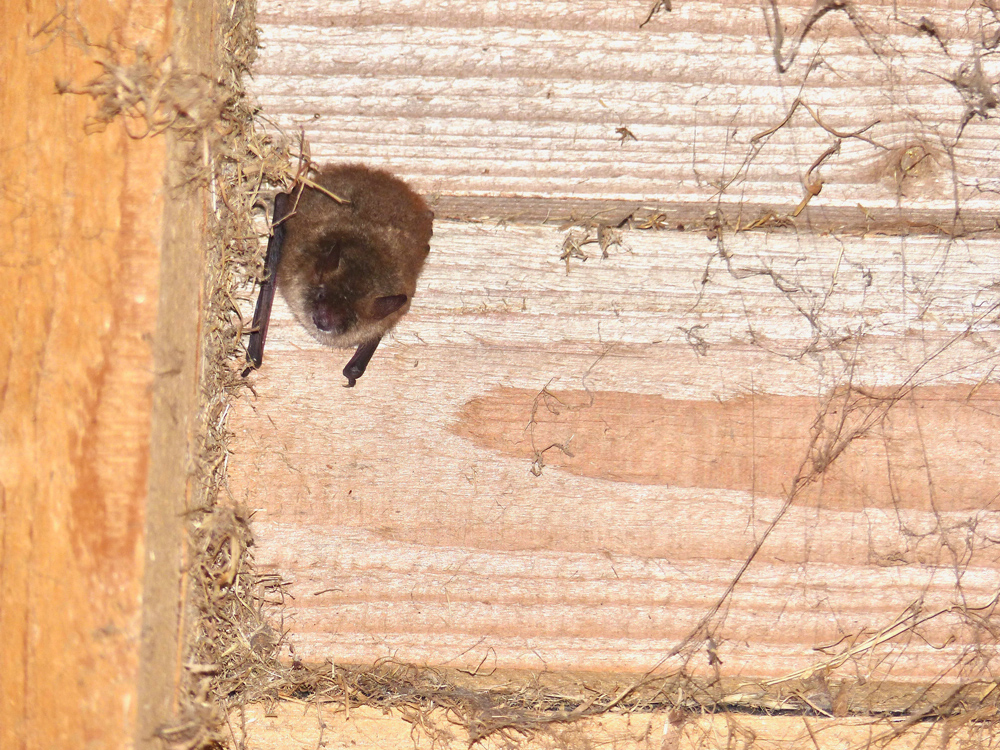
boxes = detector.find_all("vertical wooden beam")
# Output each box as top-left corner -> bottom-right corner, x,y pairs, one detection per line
0,0 -> 213,747
136,0 -> 218,744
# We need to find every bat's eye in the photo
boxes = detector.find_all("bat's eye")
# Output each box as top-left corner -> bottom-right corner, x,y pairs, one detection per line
372,294 -> 407,320
315,242 -> 342,273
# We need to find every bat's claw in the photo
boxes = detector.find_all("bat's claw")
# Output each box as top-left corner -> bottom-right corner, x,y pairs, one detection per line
342,358 -> 367,387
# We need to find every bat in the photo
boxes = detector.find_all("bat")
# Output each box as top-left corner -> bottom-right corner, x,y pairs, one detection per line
242,164 -> 434,387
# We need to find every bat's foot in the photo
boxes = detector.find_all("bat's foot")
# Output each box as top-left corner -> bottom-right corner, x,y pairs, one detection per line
343,364 -> 362,388
342,338 -> 380,389
242,351 -> 262,379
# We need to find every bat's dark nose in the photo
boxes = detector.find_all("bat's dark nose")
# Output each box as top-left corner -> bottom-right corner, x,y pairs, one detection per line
312,301 -> 346,333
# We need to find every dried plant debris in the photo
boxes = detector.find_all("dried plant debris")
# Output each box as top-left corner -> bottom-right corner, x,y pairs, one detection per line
220,657 -> 1000,747
559,228 -> 592,272
615,124 -> 638,143
639,0 -> 671,29
39,12 -> 225,139
166,3 -> 296,747
56,51 -> 226,138
763,0 -> 881,74
558,218 -> 633,272
179,505 -> 286,748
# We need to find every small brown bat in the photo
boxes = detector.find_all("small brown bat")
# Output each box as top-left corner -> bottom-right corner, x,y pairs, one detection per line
243,164 -> 433,386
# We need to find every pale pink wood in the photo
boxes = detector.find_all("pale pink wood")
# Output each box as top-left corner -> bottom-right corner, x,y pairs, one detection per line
250,0 -> 1000,231
230,225 -> 1000,681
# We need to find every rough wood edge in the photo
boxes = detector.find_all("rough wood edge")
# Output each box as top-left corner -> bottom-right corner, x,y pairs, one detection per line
134,0 -> 219,745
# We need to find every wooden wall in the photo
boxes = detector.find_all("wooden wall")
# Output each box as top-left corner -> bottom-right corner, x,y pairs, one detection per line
9,0 -> 992,746
0,0 -> 213,747
232,4 -> 1000,737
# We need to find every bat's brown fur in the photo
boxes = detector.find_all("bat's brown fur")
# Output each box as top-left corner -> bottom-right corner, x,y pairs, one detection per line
278,164 -> 433,349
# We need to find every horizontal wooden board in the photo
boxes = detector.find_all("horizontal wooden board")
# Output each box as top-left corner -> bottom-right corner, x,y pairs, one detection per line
229,222 -> 1000,683
232,702 -> 1000,749
249,0 -> 1000,230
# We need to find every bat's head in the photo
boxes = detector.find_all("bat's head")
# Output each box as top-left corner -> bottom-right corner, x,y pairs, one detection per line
276,164 -> 434,350
279,223 -> 429,348
302,231 -> 412,342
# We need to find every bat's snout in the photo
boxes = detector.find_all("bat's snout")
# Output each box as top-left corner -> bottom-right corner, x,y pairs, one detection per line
312,299 -> 349,334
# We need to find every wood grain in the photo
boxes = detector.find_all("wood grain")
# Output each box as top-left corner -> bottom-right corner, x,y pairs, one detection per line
235,0 -> 1000,732
231,702 -> 1000,750
250,0 -> 1000,231
230,222 -> 1000,682
0,0 -> 211,747
459,385 -> 1000,513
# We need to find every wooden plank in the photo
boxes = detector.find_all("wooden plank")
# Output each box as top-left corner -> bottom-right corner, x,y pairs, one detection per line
250,0 -> 1000,231
230,223 -> 1000,684
136,0 -> 220,744
232,1 -> 1000,738
231,702 -> 1000,750
0,0 -> 212,747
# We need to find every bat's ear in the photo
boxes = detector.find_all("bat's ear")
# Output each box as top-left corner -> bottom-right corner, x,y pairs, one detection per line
372,294 -> 407,320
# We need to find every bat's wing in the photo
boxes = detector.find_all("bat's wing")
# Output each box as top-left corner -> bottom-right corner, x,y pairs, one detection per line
243,192 -> 291,377
343,337 -> 383,387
